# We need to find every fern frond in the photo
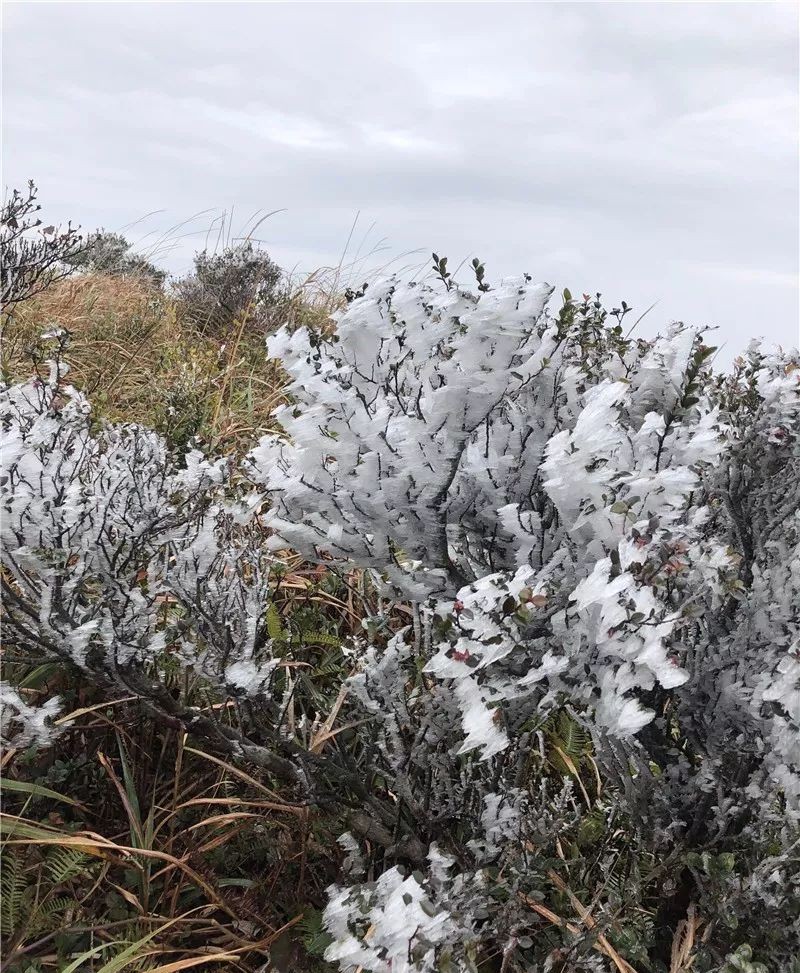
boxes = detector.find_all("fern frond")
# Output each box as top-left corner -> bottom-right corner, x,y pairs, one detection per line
554,711 -> 591,759
45,847 -> 90,885
298,908 -> 333,959
266,603 -> 286,641
26,895 -> 78,937
293,631 -> 341,648
0,849 -> 27,936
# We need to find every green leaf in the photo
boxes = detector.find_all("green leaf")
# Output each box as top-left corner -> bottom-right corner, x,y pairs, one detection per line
718,852 -> 736,874
17,663 -> 62,689
45,847 -> 90,885
58,942 -> 121,973
0,777 -> 85,808
266,602 -> 287,641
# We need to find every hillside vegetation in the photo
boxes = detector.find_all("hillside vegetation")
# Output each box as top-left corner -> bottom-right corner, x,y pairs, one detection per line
1,186 -> 798,973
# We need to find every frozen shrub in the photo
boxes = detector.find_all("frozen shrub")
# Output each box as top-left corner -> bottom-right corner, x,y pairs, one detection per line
252,277 -> 800,970
1,181 -> 84,315
0,679 -> 64,748
173,241 -> 283,336
3,275 -> 799,971
65,229 -> 166,287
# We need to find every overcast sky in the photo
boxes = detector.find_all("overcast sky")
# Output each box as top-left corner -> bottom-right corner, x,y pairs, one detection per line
4,1 -> 799,358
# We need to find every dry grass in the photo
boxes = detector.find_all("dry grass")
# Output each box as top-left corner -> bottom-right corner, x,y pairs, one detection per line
1,713 -> 341,971
0,272 -> 325,455
0,565 -> 378,971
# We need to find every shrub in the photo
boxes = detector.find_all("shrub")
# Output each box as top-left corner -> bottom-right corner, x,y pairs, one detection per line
1,181 -> 84,316
173,241 -> 284,336
2,275 -> 798,972
65,229 -> 166,287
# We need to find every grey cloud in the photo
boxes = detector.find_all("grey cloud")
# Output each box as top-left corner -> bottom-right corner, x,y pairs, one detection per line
4,1 -> 798,357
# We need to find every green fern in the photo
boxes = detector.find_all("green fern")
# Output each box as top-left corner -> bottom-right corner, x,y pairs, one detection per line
298,908 -> 334,959
551,711 -> 591,759
1,846 -> 88,945
266,603 -> 287,641
31,894 -> 76,933
293,631 -> 341,648
45,847 -> 89,885
576,806 -> 607,848
0,849 -> 27,935
266,602 -> 341,649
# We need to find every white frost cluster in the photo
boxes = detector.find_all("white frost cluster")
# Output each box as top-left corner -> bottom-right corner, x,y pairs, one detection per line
1,368 -> 289,741
324,846 -> 475,973
0,680 -> 63,748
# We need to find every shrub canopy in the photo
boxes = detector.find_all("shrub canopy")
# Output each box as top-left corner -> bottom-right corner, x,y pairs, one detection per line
173,241 -> 283,336
2,276 -> 798,972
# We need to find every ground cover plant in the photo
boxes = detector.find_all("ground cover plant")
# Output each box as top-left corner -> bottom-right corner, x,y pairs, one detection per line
1,187 -> 799,972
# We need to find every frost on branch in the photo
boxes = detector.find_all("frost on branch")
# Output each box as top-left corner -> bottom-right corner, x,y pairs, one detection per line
0,358 -> 303,779
251,277 -> 800,971
323,843 -> 500,973
249,276 -> 559,598
0,680 -> 63,748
